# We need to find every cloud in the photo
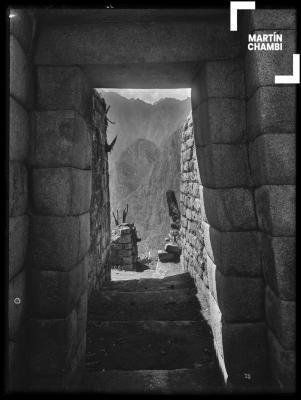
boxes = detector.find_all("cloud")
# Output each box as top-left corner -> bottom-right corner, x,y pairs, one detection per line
98,88 -> 191,104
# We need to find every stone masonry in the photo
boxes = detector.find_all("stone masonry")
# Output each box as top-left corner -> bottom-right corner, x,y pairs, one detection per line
9,8 -> 295,393
89,91 -> 111,295
9,9 -> 34,390
241,10 -> 296,391
181,11 -> 296,391
109,223 -> 139,271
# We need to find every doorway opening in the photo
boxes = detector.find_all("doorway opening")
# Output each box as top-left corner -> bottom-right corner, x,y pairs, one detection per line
99,87 -> 191,277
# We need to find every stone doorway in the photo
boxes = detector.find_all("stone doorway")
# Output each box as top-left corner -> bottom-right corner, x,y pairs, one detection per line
9,8 -> 295,392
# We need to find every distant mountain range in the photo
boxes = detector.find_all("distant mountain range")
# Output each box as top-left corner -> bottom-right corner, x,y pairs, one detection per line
100,91 -> 191,254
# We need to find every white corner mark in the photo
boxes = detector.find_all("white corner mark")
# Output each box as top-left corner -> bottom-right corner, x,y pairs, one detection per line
230,1 -> 256,31
275,54 -> 300,84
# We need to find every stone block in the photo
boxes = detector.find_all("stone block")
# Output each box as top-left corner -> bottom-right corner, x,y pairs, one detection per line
200,186 -> 257,231
262,234 -> 295,301
32,167 -> 91,216
222,322 -> 268,385
247,86 -> 296,140
79,213 -> 91,259
8,325 -> 27,390
255,185 -> 295,236
118,234 -> 132,244
192,98 -> 246,146
9,161 -> 28,217
196,143 -> 250,188
30,110 -> 92,169
203,221 -> 261,277
28,311 -> 78,376
242,9 -> 296,31
9,215 -> 29,280
10,34 -> 33,107
119,226 -> 131,234
29,215 -> 80,271
265,286 -> 295,350
165,243 -> 182,255
267,329 -> 295,392
30,261 -> 85,318
249,134 -> 295,185
245,30 -> 296,97
9,96 -> 29,161
36,66 -> 93,122
9,269 -> 26,340
118,249 -> 133,258
158,250 -> 177,262
215,270 -> 264,322
9,9 -> 33,53
191,58 -> 245,107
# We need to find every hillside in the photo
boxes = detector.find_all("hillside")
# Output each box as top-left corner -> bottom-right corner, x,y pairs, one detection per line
100,91 -> 190,253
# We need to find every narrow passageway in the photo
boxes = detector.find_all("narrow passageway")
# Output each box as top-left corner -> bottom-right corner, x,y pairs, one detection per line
82,261 -> 224,394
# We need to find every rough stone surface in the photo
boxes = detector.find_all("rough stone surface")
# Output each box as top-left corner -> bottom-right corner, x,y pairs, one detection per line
261,234 -> 295,301
267,329 -> 295,392
29,215 -> 80,271
201,186 -> 257,231
89,92 -> 111,292
109,223 -> 139,270
249,134 -> 295,185
242,9 -> 296,32
8,269 -> 26,340
30,110 -> 92,169
29,261 -> 86,318
192,99 -> 246,147
203,223 -> 261,277
32,167 -> 91,215
255,185 -> 295,236
37,66 -> 93,122
191,58 -> 245,107
28,311 -> 78,376
196,143 -> 250,188
180,112 -> 270,388
245,30 -> 296,97
265,286 -> 295,350
222,322 -> 268,385
9,215 -> 29,280
247,86 -> 296,140
215,270 -> 264,322
10,34 -> 33,107
9,161 -> 28,217
9,96 -> 29,161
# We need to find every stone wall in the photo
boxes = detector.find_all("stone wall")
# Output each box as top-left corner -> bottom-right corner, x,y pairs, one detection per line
9,9 -> 35,390
188,54 -> 268,388
241,10 -> 296,391
89,91 -> 111,294
181,9 -> 295,392
26,66 -> 94,390
109,223 -> 139,271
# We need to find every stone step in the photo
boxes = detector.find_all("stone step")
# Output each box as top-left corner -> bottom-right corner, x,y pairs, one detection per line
82,367 -> 225,393
158,250 -> 178,262
88,288 -> 202,321
105,272 -> 194,292
86,320 -> 216,371
165,243 -> 182,255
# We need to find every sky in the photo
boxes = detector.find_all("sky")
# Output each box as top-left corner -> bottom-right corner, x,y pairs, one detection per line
98,88 -> 191,104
